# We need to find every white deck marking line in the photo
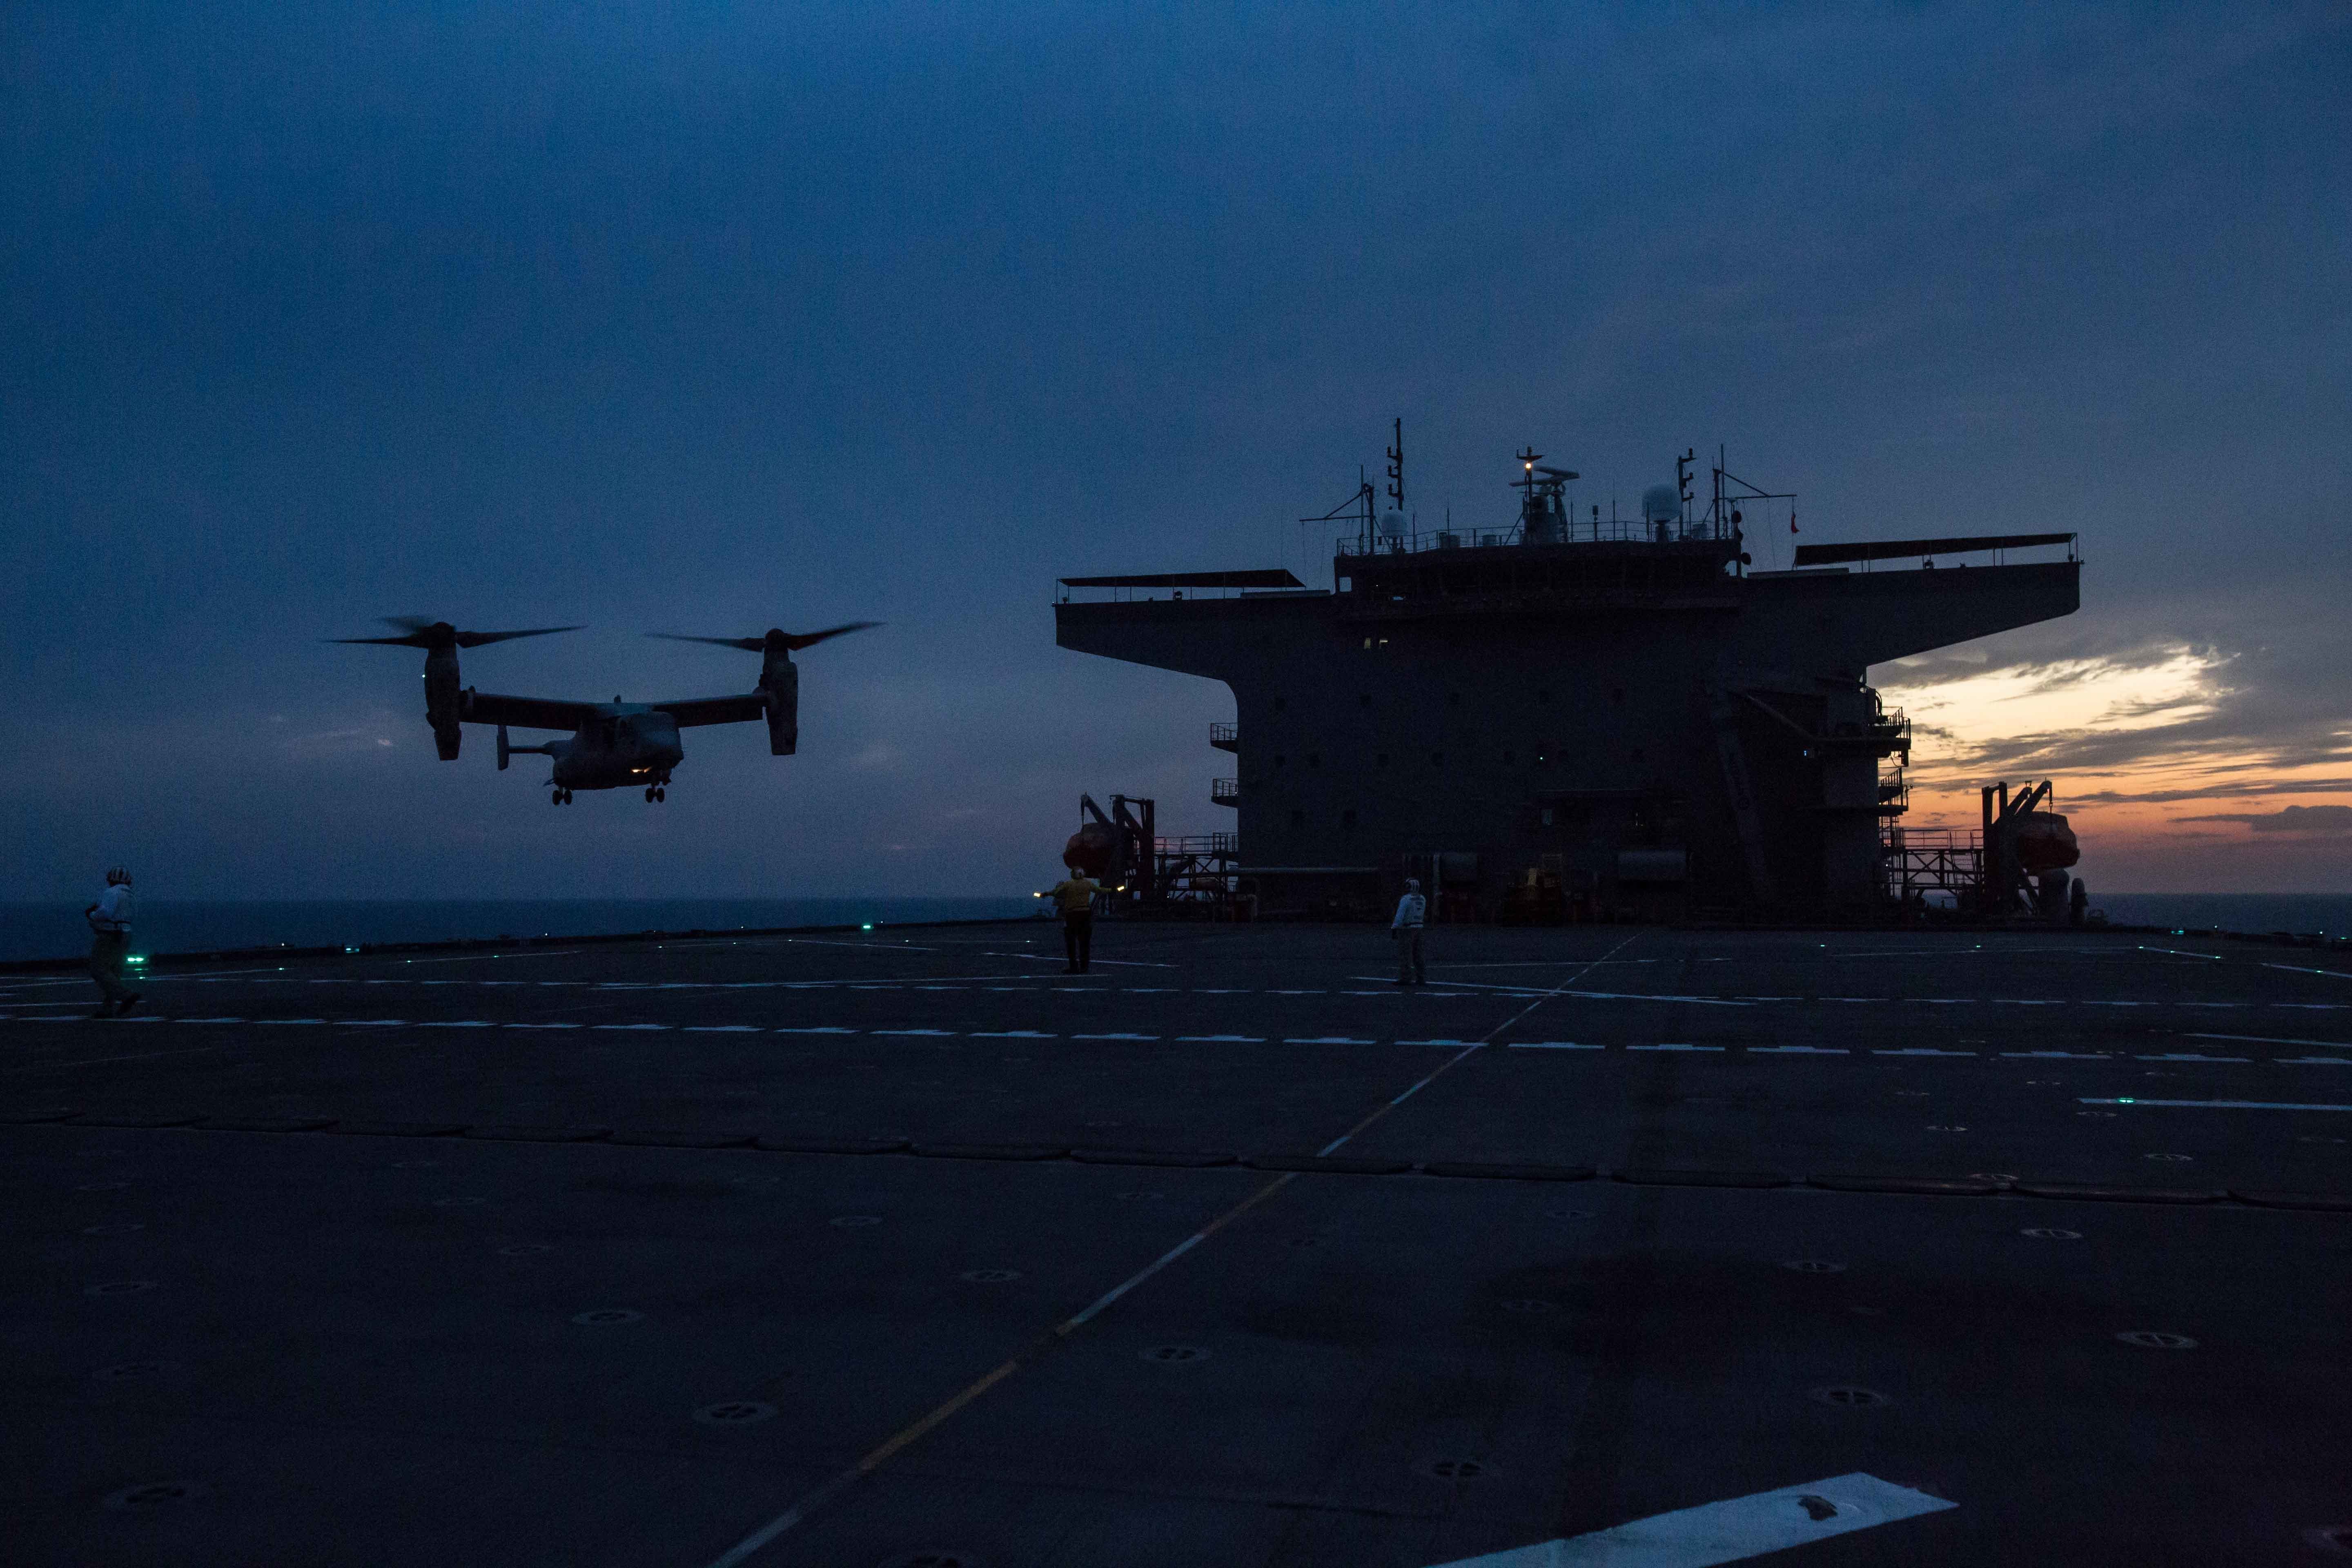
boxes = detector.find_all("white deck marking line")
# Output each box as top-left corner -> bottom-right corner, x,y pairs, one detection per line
775,1027 -> 857,1034
255,1018 -> 328,1025
1350,976 -> 1544,993
380,950 -> 586,965
344,1019 -> 408,1027
782,938 -> 940,951
1630,1042 -> 1722,1052
702,1171 -> 1304,1568
704,938 -> 1645,1565
2083,1096 -> 2352,1111
683,1025 -> 763,1033
2265,962 -> 2352,979
2186,1032 -> 2352,1050
1287,1036 -> 1376,1045
1177,1034 -> 1262,1042
983,952 -> 1178,968
2002,1050 -> 2107,1058
970,1030 -> 1054,1038
1423,1471 -> 1954,1567
1874,1047 -> 1976,1056
872,1029 -> 955,1037
1072,1032 -> 1157,1040
2138,946 -> 2225,960
504,1022 -> 580,1029
418,1020 -> 496,1029
2138,1053 -> 2250,1062
1750,1045 -> 1847,1054
1320,934 -> 1645,1156
2278,1056 -> 2352,1065
1510,1040 -> 1604,1050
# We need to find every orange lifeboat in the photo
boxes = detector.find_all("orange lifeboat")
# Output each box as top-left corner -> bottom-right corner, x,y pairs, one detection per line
2013,811 -> 2080,875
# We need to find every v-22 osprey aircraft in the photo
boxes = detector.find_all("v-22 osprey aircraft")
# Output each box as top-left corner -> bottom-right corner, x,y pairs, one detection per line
329,619 -> 878,803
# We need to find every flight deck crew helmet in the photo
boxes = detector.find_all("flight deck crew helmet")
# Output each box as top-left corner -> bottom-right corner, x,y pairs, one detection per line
105,866 -> 131,886
1404,878 -> 1421,890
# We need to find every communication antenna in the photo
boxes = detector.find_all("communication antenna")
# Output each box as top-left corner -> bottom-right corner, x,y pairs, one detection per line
1385,418 -> 1405,515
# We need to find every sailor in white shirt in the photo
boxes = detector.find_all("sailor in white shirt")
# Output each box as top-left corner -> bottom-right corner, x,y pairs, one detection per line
1391,877 -> 1428,985
84,866 -> 141,1017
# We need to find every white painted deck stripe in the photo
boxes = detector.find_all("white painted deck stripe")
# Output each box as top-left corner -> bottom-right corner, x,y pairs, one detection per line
1423,1472 -> 1953,1567
2082,1096 -> 2352,1111
1510,1040 -> 1603,1050
2186,1032 -> 2352,1050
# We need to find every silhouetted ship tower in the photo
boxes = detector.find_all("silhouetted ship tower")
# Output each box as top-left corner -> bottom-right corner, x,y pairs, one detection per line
1056,428 -> 2079,919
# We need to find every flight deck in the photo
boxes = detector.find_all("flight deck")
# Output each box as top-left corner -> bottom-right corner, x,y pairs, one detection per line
4,921 -> 2348,1565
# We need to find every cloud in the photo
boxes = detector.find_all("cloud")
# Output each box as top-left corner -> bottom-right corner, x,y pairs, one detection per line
2174,804 -> 2352,835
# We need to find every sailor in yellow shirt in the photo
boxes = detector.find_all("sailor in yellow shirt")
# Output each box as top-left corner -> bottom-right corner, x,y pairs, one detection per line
1048,869 -> 1102,973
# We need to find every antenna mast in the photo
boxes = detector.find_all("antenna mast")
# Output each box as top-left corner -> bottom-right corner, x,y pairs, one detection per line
1385,418 -> 1405,518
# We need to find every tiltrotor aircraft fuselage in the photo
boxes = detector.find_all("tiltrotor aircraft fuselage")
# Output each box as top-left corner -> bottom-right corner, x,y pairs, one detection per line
330,619 -> 877,803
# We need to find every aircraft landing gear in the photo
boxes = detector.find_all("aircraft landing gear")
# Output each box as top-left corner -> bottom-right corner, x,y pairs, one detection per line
655,786 -> 665,802
552,788 -> 573,805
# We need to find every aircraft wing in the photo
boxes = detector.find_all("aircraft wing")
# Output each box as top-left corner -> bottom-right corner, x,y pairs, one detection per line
652,693 -> 770,728
463,692 -> 598,732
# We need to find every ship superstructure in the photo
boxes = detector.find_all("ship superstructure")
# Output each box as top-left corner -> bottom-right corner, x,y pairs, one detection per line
1055,437 -> 2079,918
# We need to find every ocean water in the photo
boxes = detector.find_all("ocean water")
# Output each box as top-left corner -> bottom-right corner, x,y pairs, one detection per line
0,898 -> 1042,963
6,892 -> 2342,964
2092,893 -> 2352,938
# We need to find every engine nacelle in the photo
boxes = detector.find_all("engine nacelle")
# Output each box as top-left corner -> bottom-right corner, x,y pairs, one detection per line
761,652 -> 799,756
426,649 -> 463,761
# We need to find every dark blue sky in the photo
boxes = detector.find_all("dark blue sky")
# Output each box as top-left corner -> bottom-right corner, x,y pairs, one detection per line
7,3 -> 2348,899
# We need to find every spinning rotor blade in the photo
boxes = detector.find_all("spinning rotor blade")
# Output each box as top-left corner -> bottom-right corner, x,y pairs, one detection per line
645,634 -> 767,651
324,619 -> 582,649
646,621 -> 880,654
453,625 -> 583,648
777,621 -> 881,651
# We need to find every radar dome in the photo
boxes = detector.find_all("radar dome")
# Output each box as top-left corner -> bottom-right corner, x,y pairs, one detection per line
1641,485 -> 1680,524
1378,510 -> 1408,538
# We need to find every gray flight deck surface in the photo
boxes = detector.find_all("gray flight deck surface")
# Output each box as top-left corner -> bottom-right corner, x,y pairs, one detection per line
6,922 -> 2350,1566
